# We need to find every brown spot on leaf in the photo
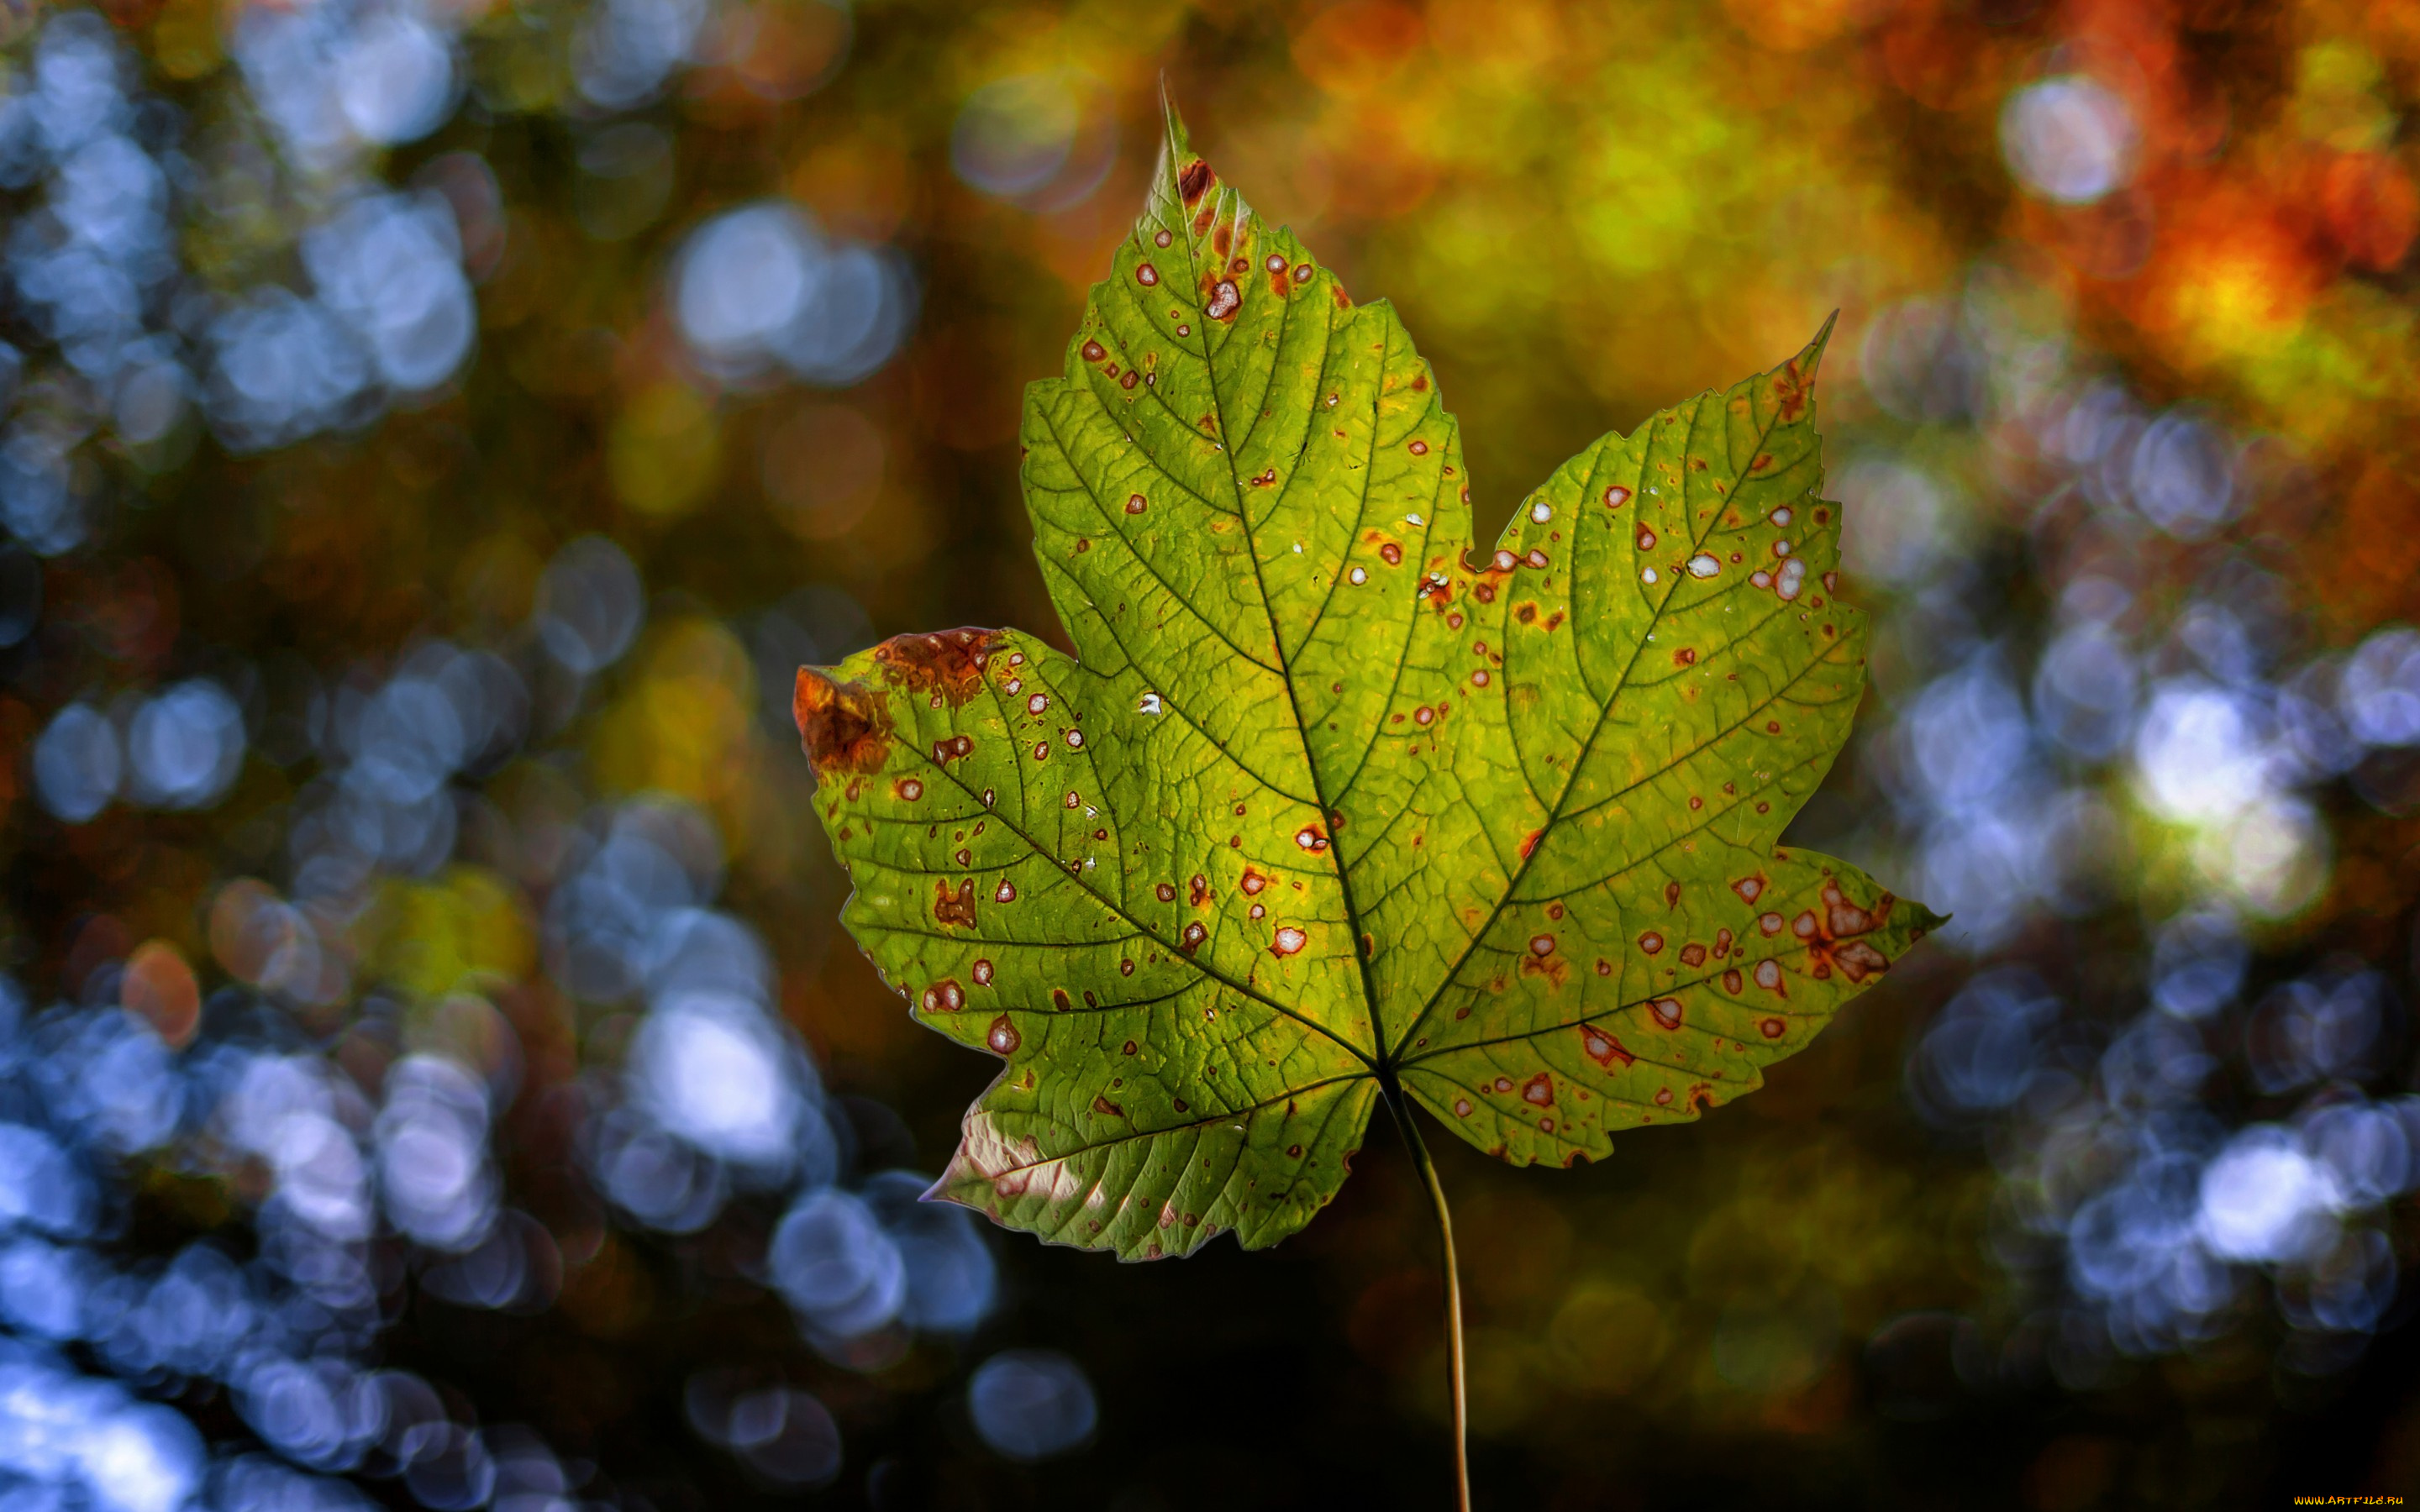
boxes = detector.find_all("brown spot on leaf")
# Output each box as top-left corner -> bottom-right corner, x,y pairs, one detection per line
934,879 -> 978,929
871,627 -> 1002,707
1774,358 -> 1812,423
794,668 -> 892,776
1580,1026 -> 1634,1068
1178,159 -> 1214,204
1802,881 -> 1897,982
919,979 -> 965,1013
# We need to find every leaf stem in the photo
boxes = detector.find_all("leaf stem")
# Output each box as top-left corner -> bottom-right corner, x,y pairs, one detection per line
1391,1095 -> 1470,1512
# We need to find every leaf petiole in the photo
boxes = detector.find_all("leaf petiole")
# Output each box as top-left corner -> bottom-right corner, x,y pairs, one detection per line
1387,1091 -> 1470,1512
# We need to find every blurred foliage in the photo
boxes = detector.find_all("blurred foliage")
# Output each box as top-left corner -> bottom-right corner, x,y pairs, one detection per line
0,0 -> 2414,1508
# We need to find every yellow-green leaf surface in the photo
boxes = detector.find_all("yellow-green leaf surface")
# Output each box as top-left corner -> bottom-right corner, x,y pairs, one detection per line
793,105 -> 1939,1260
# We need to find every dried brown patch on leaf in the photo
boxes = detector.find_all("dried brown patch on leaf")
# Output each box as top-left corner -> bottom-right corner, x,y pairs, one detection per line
793,668 -> 892,775
871,627 -> 1005,707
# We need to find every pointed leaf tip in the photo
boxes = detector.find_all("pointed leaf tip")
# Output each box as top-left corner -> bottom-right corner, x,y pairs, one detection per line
1158,81 -> 1193,163
1759,315 -> 1837,429
1148,85 -> 1214,227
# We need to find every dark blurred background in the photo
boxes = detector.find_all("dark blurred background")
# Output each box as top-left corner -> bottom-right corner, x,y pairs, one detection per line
0,0 -> 2414,1507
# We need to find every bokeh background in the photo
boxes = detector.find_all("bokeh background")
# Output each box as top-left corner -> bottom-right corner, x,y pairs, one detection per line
0,0 -> 2415,1506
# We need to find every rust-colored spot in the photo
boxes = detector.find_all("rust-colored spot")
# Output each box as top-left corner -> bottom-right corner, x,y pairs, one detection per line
870,627 -> 1003,708
794,668 -> 892,776
1580,1026 -> 1634,1068
1773,358 -> 1811,423
1178,159 -> 1214,205
1094,1094 -> 1125,1117
1521,1073 -> 1555,1106
1832,939 -> 1891,981
1674,648 -> 1697,666
1760,1017 -> 1787,1040
919,979 -> 965,1013
1680,943 -> 1707,968
1802,881 -> 1897,984
934,879 -> 978,929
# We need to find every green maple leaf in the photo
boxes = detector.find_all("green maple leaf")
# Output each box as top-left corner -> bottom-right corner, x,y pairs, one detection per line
794,103 -> 1939,1264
